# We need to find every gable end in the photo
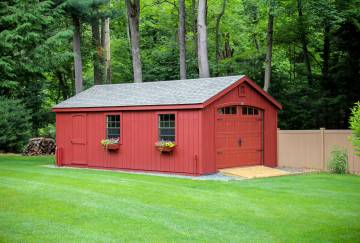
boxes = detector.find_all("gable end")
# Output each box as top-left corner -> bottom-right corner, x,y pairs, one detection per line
203,76 -> 282,110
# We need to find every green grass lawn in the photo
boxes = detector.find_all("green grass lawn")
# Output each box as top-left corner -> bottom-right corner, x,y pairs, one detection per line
0,155 -> 360,242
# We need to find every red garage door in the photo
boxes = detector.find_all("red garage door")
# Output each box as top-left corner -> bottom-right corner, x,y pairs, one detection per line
215,106 -> 263,169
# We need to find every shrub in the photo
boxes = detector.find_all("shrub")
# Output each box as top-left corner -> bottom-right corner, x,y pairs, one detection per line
328,146 -> 348,174
0,97 -> 31,152
38,123 -> 56,138
349,101 -> 360,156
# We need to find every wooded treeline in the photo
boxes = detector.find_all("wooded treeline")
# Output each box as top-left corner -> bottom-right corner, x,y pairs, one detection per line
0,0 -> 359,151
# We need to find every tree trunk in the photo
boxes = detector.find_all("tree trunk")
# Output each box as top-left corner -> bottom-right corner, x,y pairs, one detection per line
72,15 -> 83,94
223,32 -> 233,58
197,0 -> 210,78
191,0 -> 198,61
215,0 -> 227,74
179,0 -> 186,79
91,17 -> 104,85
322,22 -> 330,86
263,2 -> 274,92
297,0 -> 313,85
57,72 -> 69,100
125,0 -> 142,83
102,17 -> 112,83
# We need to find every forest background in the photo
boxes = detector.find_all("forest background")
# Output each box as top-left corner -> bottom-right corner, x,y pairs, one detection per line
0,0 -> 359,152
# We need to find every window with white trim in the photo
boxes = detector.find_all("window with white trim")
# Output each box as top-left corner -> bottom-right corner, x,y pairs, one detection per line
218,106 -> 237,115
242,106 -> 259,115
158,114 -> 175,141
106,115 -> 120,139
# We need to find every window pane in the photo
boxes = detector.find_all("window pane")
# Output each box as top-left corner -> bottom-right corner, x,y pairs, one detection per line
241,106 -> 260,116
108,128 -> 119,134
160,135 -> 175,142
219,106 -> 237,115
242,107 -> 247,115
106,115 -> 120,139
107,134 -> 119,139
159,114 -> 175,141
160,128 -> 175,136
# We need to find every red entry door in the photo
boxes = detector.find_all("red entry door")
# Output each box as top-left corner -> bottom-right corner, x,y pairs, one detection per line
215,106 -> 262,169
70,114 -> 87,165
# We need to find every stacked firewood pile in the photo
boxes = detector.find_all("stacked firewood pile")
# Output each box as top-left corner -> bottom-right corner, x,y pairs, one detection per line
23,137 -> 56,155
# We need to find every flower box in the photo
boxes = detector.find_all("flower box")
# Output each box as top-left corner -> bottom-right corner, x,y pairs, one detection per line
101,138 -> 120,151
155,141 -> 176,153
104,143 -> 119,151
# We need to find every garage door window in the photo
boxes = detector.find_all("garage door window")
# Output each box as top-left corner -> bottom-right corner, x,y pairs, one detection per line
218,106 -> 237,115
242,106 -> 259,115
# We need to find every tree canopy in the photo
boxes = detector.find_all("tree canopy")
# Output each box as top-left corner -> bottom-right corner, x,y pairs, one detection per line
0,0 -> 359,152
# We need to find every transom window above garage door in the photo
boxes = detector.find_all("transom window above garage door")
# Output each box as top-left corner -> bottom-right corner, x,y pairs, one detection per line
242,106 -> 259,115
218,106 -> 260,116
218,106 -> 237,114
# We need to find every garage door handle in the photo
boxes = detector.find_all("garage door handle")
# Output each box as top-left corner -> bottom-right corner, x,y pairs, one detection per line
238,138 -> 242,146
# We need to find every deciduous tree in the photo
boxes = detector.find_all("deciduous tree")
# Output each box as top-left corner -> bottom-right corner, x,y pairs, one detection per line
125,0 -> 142,82
102,17 -> 112,83
264,0 -> 274,92
215,0 -> 227,75
197,0 -> 210,78
179,0 -> 187,79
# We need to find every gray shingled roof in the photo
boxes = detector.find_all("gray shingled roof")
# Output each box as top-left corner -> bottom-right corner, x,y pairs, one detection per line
54,75 -> 244,108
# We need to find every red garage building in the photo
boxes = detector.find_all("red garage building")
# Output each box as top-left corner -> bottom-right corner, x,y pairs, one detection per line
53,75 -> 282,175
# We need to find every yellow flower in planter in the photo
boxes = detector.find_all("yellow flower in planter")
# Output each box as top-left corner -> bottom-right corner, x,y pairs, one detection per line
165,142 -> 175,148
155,141 -> 176,153
101,138 -> 119,146
155,141 -> 176,147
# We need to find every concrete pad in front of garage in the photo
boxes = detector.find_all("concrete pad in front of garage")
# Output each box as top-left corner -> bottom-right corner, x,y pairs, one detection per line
219,165 -> 291,179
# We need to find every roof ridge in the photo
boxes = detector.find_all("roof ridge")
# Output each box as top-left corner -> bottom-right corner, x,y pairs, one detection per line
93,75 -> 244,87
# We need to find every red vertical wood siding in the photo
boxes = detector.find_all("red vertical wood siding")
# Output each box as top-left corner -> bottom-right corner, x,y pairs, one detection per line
56,110 -> 201,175
200,80 -> 278,173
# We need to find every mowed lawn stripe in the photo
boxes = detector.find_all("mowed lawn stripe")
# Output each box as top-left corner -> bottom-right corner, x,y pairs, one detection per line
0,175 -> 272,241
1,155 -> 360,242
